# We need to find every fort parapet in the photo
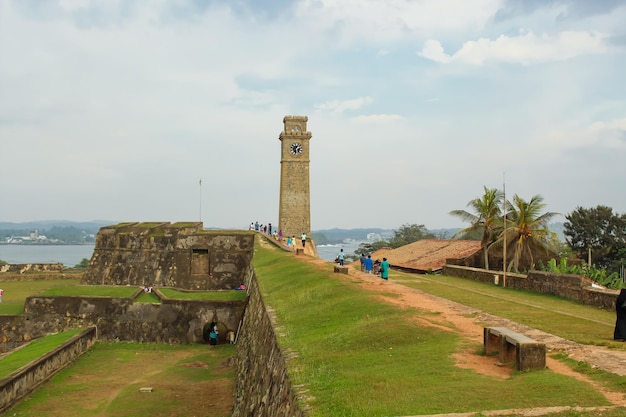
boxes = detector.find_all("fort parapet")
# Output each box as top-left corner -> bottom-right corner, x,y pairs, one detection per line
82,222 -> 253,290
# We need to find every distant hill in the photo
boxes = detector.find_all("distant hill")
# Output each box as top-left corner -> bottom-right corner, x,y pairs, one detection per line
312,227 -> 462,244
0,220 -> 112,233
0,220 -> 113,244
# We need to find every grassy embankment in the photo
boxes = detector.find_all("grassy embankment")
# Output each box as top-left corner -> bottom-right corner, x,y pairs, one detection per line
0,328 -> 84,380
252,239 -> 626,416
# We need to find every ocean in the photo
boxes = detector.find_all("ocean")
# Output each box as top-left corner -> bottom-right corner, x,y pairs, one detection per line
0,245 -> 95,267
0,240 -> 363,267
316,241 -> 365,262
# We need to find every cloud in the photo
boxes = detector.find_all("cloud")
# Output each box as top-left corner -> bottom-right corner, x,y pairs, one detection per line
314,96 -> 374,113
588,117 -> 626,148
295,0 -> 502,43
419,30 -> 611,65
496,0 -> 626,21
351,114 -> 403,123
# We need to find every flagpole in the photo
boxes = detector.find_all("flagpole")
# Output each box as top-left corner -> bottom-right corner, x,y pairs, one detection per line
502,172 -> 507,288
199,178 -> 202,223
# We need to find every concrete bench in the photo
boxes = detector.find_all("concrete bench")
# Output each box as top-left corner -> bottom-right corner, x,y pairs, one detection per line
484,326 -> 546,371
333,265 -> 349,274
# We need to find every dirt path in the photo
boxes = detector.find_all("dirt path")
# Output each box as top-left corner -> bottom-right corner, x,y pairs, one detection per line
299,253 -> 626,412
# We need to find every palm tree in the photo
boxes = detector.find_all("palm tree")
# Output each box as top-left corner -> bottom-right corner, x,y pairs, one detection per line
449,186 -> 504,270
494,194 -> 560,272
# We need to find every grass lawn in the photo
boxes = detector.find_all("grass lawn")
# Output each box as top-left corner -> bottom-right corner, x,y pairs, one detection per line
0,279 -> 81,315
252,243 -> 617,417
0,329 -> 84,379
6,342 -> 236,417
394,273 -> 624,349
159,288 -> 248,301
37,285 -> 138,298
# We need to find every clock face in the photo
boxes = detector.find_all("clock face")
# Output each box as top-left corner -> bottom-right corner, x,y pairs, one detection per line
289,142 -> 303,156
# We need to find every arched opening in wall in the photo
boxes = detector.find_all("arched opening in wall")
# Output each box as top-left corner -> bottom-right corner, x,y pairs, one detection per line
191,249 -> 209,275
202,322 -> 212,344
204,321 -> 222,347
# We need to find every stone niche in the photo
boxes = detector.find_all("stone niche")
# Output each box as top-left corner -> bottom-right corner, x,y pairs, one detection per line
82,222 -> 254,290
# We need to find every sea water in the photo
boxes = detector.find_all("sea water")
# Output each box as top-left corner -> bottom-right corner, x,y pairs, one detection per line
0,240 -> 363,267
316,241 -> 365,262
0,245 -> 95,267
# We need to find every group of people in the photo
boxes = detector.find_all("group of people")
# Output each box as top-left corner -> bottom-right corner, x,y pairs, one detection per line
249,221 -> 274,236
333,252 -> 390,280
285,232 -> 307,249
248,221 -> 308,251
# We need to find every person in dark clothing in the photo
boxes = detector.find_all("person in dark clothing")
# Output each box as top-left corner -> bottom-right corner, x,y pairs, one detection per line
614,289 -> 626,340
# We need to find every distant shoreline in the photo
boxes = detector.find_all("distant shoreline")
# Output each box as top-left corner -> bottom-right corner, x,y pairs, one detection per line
0,243 -> 95,246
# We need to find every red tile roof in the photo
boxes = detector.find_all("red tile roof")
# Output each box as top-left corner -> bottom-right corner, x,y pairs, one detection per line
371,239 -> 481,272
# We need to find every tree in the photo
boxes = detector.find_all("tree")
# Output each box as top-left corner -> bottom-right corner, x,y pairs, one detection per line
564,205 -> 626,271
388,224 -> 434,248
74,258 -> 90,269
354,240 -> 390,257
449,186 -> 504,269
494,194 -> 560,272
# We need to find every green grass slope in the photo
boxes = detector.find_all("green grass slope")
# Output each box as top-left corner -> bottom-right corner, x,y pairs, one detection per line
252,241 -> 615,416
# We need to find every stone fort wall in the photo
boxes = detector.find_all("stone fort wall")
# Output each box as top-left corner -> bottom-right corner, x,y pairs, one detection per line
0,328 -> 97,414
443,264 -> 618,309
232,270 -> 306,417
82,222 -> 254,290
0,291 -> 245,352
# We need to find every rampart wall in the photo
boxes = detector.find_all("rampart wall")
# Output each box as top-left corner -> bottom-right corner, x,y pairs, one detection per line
0,263 -> 65,274
232,271 -> 306,417
0,291 -> 246,352
442,265 -> 618,310
82,222 -> 254,291
0,327 -> 97,414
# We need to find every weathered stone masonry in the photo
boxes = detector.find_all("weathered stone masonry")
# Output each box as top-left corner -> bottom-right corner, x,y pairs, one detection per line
82,222 -> 254,290
232,270 -> 306,417
0,327 -> 97,414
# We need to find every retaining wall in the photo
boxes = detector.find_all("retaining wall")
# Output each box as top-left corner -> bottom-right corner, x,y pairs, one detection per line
233,272 -> 306,417
442,265 -> 618,310
0,263 -> 65,274
0,292 -> 246,351
0,327 -> 97,414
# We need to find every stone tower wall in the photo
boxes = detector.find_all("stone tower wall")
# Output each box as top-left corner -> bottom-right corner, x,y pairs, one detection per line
82,222 -> 254,290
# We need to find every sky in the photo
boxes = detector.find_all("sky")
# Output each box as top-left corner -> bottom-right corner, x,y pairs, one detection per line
1,0 -> 625,231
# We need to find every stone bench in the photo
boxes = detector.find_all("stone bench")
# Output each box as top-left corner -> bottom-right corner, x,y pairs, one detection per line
483,326 -> 546,371
333,265 -> 349,274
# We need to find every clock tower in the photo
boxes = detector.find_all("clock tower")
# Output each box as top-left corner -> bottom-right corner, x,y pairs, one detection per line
278,115 -> 312,243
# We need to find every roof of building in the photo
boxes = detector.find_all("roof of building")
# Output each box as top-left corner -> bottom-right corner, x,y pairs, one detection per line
371,239 -> 482,273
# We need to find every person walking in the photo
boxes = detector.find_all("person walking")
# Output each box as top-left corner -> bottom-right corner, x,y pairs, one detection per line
360,253 -> 366,272
380,257 -> 390,281
301,232 -> 307,248
364,255 -> 373,274
0,288 -> 3,303
338,249 -> 345,266
209,321 -> 219,347
615,289 -> 626,340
